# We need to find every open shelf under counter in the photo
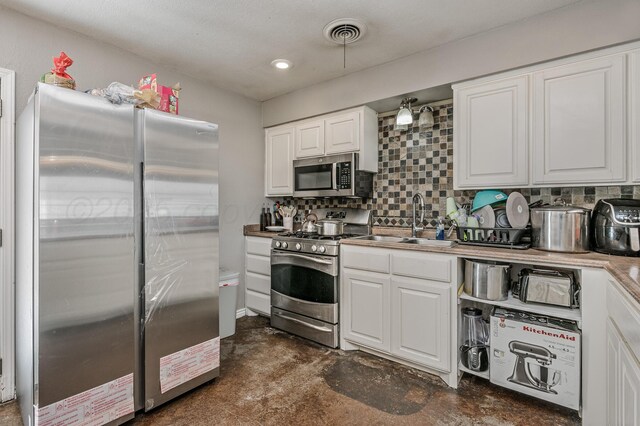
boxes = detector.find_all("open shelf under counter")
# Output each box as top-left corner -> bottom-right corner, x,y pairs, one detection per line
458,362 -> 490,380
458,292 -> 582,324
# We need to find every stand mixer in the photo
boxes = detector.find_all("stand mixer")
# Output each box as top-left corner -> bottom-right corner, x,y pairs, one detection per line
507,341 -> 561,394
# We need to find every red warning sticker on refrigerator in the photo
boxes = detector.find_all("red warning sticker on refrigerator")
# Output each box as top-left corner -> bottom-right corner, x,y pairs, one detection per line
36,373 -> 134,426
159,337 -> 220,394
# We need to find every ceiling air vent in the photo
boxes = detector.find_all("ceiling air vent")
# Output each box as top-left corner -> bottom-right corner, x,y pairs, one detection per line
323,18 -> 367,44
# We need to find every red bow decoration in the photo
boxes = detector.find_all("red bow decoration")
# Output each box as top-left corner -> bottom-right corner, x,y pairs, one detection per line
51,52 -> 73,79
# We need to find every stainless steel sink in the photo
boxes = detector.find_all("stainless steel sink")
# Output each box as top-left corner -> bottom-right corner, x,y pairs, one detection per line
350,235 -> 409,243
400,238 -> 457,247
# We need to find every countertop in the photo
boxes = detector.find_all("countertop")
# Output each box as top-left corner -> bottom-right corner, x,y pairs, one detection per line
243,224 -> 640,304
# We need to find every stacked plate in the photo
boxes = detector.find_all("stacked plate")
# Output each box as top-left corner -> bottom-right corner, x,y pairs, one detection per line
470,191 -> 530,229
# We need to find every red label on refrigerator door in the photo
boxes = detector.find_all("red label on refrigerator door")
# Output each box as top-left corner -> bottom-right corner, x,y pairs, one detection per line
35,373 -> 134,426
159,337 -> 220,394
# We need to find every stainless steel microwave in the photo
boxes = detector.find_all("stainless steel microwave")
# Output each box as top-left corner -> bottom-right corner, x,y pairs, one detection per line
293,153 -> 374,198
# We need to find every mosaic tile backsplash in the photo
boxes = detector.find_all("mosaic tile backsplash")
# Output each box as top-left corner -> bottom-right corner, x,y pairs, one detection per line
276,101 -> 640,228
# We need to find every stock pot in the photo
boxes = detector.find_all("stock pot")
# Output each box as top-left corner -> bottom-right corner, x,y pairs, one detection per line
531,205 -> 591,253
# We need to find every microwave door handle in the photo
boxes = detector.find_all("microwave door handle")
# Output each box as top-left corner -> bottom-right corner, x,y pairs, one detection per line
332,163 -> 338,191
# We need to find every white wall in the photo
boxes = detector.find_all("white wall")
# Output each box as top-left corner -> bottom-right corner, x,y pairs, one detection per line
0,6 -> 264,309
262,0 -> 640,126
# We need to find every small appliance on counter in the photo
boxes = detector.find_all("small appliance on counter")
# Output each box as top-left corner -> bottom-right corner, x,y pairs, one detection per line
512,269 -> 580,309
530,203 -> 591,253
460,307 -> 490,372
591,198 -> 640,256
490,308 -> 581,410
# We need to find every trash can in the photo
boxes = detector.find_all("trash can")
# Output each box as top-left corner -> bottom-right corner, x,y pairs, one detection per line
219,270 -> 240,339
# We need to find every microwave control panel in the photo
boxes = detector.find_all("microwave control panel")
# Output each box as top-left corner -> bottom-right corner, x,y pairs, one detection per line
338,162 -> 352,189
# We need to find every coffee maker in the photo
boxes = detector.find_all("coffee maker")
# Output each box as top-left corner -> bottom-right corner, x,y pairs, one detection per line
507,341 -> 561,394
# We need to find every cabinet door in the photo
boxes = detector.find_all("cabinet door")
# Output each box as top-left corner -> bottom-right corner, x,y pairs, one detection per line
631,50 -> 640,183
325,111 -> 360,154
532,54 -> 626,184
620,341 -> 640,426
454,75 -> 529,188
390,277 -> 450,371
607,319 -> 621,426
341,269 -> 390,352
265,126 -> 294,196
295,119 -> 324,158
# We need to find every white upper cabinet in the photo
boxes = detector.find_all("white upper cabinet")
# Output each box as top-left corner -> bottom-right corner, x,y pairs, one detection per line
532,54 -> 626,184
294,119 -> 324,158
325,111 -> 360,155
265,125 -> 294,196
454,76 -> 529,188
631,50 -> 640,183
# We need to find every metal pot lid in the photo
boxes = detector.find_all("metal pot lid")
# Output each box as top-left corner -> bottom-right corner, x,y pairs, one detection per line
531,205 -> 591,214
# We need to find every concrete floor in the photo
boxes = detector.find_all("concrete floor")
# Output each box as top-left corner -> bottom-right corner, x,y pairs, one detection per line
1,316 -> 580,425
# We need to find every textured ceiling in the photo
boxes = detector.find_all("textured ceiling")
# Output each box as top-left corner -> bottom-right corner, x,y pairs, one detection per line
0,0 -> 582,101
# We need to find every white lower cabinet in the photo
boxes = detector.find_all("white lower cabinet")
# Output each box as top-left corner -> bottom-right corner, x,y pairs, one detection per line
341,245 -> 456,379
607,318 -> 640,426
606,279 -> 640,425
341,269 -> 390,352
390,277 -> 450,371
245,236 -> 272,316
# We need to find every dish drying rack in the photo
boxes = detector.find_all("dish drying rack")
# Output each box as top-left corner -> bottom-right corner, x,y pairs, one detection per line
456,226 -> 531,249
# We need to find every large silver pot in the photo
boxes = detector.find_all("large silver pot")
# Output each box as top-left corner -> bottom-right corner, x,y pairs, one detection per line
315,219 -> 344,236
464,259 -> 511,301
531,205 -> 591,253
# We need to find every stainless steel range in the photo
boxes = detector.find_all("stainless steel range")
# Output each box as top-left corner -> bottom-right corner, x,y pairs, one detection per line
270,208 -> 372,347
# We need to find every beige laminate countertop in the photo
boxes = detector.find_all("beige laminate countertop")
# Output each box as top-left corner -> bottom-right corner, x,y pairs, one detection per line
243,224 -> 640,304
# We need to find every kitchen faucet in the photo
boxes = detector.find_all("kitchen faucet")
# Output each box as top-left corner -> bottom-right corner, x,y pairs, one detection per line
412,193 -> 425,238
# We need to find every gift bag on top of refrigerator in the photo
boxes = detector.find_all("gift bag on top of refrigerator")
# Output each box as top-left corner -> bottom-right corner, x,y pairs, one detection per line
40,51 -> 76,90
138,74 -> 180,114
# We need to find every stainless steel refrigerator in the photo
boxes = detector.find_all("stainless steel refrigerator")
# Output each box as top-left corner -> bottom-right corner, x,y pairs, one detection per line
16,83 -> 219,426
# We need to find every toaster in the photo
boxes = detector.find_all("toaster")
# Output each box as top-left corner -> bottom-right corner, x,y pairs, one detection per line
591,198 -> 640,256
513,268 -> 579,309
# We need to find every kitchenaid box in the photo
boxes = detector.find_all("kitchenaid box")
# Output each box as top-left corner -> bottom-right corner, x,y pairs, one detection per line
490,308 -> 581,410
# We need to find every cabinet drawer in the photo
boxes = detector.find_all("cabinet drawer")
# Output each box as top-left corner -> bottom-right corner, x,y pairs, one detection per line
246,254 -> 271,276
391,251 -> 452,282
246,236 -> 272,256
246,271 -> 270,295
246,289 -> 270,316
607,280 -> 640,361
341,246 -> 390,274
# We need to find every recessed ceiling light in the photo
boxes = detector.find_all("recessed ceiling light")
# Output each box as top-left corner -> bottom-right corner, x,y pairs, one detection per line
271,59 -> 292,70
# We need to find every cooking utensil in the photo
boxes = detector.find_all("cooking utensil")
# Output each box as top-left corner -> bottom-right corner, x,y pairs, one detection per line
471,190 -> 508,212
531,205 -> 591,253
315,219 -> 344,236
494,207 -> 511,228
475,205 -> 496,228
464,259 -> 511,301
301,213 -> 318,233
506,192 -> 530,228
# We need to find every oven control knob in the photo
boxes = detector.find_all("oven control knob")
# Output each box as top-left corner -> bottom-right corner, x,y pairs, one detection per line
282,242 -> 288,249
311,245 -> 317,252
319,246 -> 326,254
295,243 -> 302,250
275,241 -> 281,248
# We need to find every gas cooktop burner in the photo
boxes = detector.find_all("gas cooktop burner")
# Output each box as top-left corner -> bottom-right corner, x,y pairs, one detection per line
277,231 -> 357,241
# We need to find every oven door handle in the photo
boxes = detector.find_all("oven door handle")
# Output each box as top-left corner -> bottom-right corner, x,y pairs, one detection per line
271,251 -> 334,265
273,312 -> 333,333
